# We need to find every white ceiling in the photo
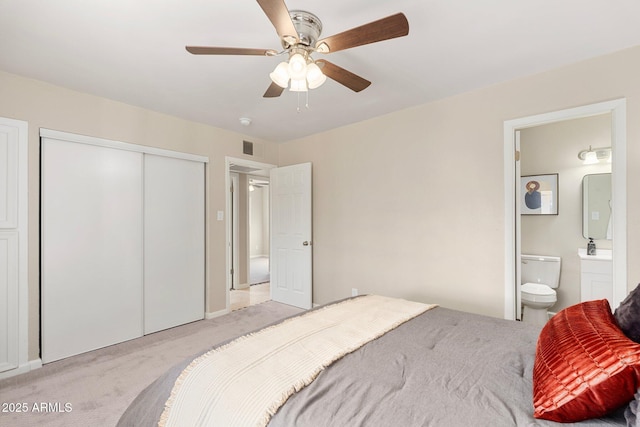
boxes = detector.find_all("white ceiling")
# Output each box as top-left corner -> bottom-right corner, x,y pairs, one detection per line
2,1 -> 640,143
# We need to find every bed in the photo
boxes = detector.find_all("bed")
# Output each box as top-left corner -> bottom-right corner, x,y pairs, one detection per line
117,294 -> 640,427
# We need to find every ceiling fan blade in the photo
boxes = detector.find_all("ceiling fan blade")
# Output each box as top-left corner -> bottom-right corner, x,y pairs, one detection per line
263,81 -> 285,98
186,46 -> 277,56
256,0 -> 299,45
315,13 -> 409,54
316,60 -> 371,92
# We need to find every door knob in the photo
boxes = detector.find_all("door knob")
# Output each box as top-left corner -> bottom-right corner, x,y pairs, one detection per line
303,241 -> 311,246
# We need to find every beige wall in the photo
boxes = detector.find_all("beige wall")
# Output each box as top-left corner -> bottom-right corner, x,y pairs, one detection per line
278,45 -> 640,317
249,185 -> 269,257
520,115 -> 612,312
0,70 -> 279,361
238,174 -> 249,286
4,44 -> 640,363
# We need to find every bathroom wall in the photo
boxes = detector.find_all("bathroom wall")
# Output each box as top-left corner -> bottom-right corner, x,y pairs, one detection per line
520,114 -> 612,312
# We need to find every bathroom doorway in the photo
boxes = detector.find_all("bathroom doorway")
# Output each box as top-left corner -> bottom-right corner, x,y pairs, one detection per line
503,99 -> 627,320
518,114 -> 612,318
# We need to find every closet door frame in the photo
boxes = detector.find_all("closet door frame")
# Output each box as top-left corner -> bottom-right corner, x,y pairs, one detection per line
40,129 -> 208,362
40,129 -> 209,164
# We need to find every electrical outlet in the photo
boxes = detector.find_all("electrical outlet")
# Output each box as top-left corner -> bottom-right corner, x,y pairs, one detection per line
351,288 -> 359,297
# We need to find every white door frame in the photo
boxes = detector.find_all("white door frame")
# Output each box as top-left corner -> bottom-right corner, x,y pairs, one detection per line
225,157 -> 276,310
514,130 -> 522,320
503,99 -> 627,320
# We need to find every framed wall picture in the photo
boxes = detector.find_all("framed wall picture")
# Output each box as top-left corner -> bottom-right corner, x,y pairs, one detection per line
521,174 -> 558,215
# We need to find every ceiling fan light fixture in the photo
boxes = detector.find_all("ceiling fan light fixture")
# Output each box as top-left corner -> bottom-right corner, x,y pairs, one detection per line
288,53 -> 307,80
306,62 -> 326,89
269,62 -> 290,88
187,5 -> 411,100
289,78 -> 308,92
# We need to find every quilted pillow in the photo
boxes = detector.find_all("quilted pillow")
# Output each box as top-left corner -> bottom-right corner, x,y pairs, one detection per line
533,299 -> 640,422
615,283 -> 640,343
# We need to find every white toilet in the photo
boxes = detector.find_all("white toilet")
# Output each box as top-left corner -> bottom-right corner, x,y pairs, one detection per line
521,254 -> 561,325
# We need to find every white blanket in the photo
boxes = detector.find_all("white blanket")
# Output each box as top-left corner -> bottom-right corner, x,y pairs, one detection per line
159,295 -> 436,427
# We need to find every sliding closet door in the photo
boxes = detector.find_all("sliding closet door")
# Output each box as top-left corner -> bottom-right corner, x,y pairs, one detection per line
41,139 -> 144,363
143,154 -> 205,334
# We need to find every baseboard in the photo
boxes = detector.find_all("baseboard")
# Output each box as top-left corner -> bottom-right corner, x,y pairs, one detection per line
235,283 -> 250,290
0,358 -> 42,380
205,308 -> 230,320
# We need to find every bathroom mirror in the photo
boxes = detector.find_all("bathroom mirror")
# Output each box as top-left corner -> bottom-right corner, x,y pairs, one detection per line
582,173 -> 612,240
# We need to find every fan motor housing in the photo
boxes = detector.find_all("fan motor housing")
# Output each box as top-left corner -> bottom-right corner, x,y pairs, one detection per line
287,10 -> 322,48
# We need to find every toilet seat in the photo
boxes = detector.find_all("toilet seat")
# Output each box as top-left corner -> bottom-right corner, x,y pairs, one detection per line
521,283 -> 557,304
521,282 -> 556,296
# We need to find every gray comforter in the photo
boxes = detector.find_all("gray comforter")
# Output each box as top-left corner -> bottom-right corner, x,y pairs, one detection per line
117,305 -> 626,427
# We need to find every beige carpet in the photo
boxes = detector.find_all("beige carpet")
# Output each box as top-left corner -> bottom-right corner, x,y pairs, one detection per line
0,301 -> 302,427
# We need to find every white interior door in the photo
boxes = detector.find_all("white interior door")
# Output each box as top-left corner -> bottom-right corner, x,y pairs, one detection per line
0,233 -> 18,372
143,154 -> 205,334
270,163 -> 312,309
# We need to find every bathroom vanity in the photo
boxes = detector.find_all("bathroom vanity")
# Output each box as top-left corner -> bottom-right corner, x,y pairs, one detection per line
578,248 -> 613,307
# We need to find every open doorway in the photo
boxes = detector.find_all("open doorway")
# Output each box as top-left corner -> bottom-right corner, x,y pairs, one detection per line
226,158 -> 276,311
503,99 -> 627,321
248,176 -> 270,286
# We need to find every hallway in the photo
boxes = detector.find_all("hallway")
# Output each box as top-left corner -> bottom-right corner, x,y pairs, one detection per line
230,283 -> 271,311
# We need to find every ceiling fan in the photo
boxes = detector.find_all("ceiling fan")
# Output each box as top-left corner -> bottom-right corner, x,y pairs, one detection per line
186,0 -> 409,98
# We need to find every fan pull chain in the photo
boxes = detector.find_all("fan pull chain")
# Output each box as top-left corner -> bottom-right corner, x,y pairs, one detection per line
296,91 -> 311,113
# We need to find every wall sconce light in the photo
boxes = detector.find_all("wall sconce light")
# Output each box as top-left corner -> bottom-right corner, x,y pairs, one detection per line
578,146 -> 612,165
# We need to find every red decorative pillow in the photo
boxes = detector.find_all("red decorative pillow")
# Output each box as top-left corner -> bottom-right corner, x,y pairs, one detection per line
533,299 -> 640,422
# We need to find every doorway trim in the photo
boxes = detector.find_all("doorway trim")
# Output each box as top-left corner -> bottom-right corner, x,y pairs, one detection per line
503,99 -> 627,320
225,157 -> 276,311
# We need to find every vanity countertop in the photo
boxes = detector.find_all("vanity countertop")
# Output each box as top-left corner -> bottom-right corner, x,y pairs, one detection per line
578,248 -> 612,261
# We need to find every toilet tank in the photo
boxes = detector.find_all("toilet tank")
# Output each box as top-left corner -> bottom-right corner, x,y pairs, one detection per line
521,254 -> 561,288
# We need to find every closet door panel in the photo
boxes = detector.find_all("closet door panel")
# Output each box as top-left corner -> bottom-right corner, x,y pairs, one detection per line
41,139 -> 144,363
144,154 -> 205,334
0,125 -> 18,228
0,232 -> 18,372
